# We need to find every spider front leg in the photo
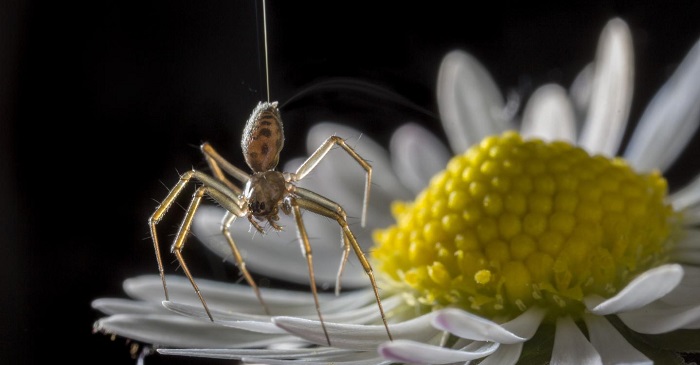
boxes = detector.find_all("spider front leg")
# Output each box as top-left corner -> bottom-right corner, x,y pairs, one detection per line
149,170 -> 248,321
289,135 -> 372,227
221,211 -> 270,315
292,187 -> 394,342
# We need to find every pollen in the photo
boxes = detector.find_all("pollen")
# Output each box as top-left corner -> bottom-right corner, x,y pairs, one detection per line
372,131 -> 678,320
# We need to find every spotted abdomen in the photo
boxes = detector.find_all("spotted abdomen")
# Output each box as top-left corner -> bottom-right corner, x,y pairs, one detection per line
241,101 -> 285,172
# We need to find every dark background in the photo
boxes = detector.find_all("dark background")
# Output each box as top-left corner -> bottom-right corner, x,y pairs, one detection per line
3,1 -> 700,364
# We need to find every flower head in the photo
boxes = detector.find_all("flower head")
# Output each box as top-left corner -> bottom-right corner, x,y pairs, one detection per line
93,18 -> 700,364
373,130 -> 678,322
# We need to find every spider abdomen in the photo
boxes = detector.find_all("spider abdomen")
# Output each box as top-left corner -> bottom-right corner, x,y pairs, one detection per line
241,101 -> 284,172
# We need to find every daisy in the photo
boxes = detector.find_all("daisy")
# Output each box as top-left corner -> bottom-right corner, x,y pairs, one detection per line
93,18 -> 700,364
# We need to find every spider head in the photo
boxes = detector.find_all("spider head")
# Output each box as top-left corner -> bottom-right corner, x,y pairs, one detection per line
244,170 -> 287,218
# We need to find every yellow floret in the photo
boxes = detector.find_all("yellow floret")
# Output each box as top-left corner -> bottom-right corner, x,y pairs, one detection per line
372,131 -> 678,320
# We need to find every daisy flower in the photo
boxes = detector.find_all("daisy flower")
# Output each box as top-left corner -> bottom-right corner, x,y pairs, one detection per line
93,18 -> 700,364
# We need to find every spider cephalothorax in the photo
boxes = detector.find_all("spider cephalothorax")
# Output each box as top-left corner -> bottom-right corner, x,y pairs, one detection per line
243,170 -> 286,229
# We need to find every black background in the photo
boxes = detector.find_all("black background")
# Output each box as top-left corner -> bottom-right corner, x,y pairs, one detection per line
3,1 -> 700,364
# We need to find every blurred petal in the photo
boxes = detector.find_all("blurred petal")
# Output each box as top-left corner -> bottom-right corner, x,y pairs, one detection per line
378,339 -> 498,364
624,38 -> 700,172
570,63 -> 594,122
438,50 -> 508,153
390,123 -> 451,194
660,266 -> 700,306
619,301 -> 700,334
583,314 -> 652,365
193,205 -> 372,287
578,18 -> 634,157
520,84 -> 577,143
273,312 -> 439,350
304,122 -> 414,209
551,316 -> 602,365
669,173 -> 700,210
584,264 -> 683,315
679,206 -> 700,226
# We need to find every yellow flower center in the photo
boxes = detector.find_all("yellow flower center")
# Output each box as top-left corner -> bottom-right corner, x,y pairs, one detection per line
372,131 -> 679,320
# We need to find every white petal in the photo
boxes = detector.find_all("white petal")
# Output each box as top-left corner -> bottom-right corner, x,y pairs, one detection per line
477,343 -> 523,365
377,339 -> 498,364
431,307 -> 545,344
162,301 -> 284,334
237,357 -> 391,365
500,305 -> 548,340
583,314 -> 652,365
390,123 -> 451,194
618,300 -> 700,334
304,122 -> 414,209
584,264 -> 684,315
624,38 -> 700,172
570,63 -> 594,123
437,50 -> 508,154
160,346 -> 393,364
669,173 -> 700,211
551,316 -> 602,365
159,347 -> 352,360
124,274 -> 376,316
163,294 -> 403,330
578,18 -> 634,157
679,205 -> 700,226
193,205 -> 373,287
661,265 -> 700,306
94,314 -> 292,348
272,312 -> 439,350
520,84 -> 577,143
91,298 -> 168,315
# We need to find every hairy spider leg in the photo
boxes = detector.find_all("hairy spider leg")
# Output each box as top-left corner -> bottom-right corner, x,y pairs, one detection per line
200,142 -> 249,195
220,210 -> 270,315
199,142 -> 271,313
290,136 -> 372,227
292,186 -> 394,342
288,198 -> 331,346
286,136 -> 371,294
149,170 -> 248,321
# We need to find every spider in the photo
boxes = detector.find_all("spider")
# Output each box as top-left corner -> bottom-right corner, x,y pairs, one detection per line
148,100 -> 393,346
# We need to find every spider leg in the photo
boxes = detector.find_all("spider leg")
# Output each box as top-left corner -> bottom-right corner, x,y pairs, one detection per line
201,142 -> 251,195
293,187 -> 350,296
200,143 -> 271,312
221,211 -> 270,315
288,197 -> 331,346
292,186 -> 394,342
288,136 -> 372,227
149,170 -> 247,321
